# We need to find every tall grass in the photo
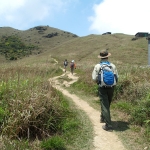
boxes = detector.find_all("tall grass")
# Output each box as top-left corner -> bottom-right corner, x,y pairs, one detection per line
0,61 -> 64,138
0,55 -> 93,149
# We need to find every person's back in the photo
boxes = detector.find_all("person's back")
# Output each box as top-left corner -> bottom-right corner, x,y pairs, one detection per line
70,60 -> 76,74
70,62 -> 74,68
64,59 -> 68,72
92,49 -> 118,131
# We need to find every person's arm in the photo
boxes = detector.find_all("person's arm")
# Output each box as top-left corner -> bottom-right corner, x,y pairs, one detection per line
111,63 -> 119,83
92,64 -> 99,82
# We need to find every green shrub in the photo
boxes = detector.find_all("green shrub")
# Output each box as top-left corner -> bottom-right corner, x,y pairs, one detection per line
0,35 -> 38,60
61,118 -> 79,132
112,101 -> 132,113
0,65 -> 68,139
41,136 -> 66,150
130,99 -> 150,126
2,83 -> 72,139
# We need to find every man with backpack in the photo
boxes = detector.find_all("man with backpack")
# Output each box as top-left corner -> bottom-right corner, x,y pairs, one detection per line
92,49 -> 118,131
64,59 -> 68,72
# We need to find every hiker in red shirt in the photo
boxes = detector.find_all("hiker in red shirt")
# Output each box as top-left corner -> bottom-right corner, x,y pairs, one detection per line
70,60 -> 76,75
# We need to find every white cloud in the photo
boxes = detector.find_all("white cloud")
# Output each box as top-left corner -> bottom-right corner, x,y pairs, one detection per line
0,0 -> 72,29
89,0 -> 150,35
0,0 -> 25,13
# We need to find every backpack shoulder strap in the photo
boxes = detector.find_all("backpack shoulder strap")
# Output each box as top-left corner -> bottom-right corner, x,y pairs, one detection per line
100,61 -> 112,68
100,62 -> 113,73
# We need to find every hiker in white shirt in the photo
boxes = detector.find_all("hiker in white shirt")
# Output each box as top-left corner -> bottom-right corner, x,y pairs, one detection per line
92,49 -> 118,131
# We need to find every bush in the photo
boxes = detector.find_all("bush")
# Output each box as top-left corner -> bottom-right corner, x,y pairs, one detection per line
2,83 -> 71,139
41,136 -> 66,150
130,99 -> 150,126
0,35 -> 38,60
0,66 -> 68,139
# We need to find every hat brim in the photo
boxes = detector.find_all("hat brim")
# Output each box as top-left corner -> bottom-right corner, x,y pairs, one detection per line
98,53 -> 111,58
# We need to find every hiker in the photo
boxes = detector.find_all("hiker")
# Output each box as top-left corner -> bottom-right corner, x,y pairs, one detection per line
64,59 -> 68,72
92,49 -> 118,131
70,60 -> 76,75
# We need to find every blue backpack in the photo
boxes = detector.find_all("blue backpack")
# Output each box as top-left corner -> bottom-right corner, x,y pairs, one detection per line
98,61 -> 116,87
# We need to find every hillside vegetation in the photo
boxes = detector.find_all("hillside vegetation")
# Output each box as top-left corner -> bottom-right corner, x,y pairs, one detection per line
0,26 -> 150,150
0,26 -> 78,61
0,35 -> 38,60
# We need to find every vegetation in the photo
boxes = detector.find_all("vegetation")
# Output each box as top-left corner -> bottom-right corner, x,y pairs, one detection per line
0,26 -> 150,149
0,35 -> 38,60
0,55 -> 93,150
70,65 -> 150,149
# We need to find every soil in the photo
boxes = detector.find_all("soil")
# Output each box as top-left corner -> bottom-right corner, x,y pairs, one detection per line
49,61 -> 127,150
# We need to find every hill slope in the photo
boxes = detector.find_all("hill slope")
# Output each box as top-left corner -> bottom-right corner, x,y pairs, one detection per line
49,33 -> 148,66
0,26 -> 78,61
0,26 -> 148,66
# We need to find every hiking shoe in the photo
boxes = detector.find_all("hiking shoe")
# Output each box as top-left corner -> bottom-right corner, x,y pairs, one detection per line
102,125 -> 113,132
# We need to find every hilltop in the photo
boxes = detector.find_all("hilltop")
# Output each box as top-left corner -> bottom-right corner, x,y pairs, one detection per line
0,26 -> 78,61
0,26 -> 78,46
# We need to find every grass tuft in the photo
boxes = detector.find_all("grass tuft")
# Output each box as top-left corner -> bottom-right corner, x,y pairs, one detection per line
41,136 -> 66,150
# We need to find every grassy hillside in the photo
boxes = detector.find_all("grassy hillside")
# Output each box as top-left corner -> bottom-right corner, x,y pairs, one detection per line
0,26 -> 150,149
0,26 -> 78,61
49,33 -> 147,66
48,33 -> 150,149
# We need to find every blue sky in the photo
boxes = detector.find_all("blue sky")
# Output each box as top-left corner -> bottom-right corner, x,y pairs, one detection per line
0,0 -> 150,37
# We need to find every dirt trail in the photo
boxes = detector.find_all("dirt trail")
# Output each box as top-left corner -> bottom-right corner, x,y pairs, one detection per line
49,60 -> 127,150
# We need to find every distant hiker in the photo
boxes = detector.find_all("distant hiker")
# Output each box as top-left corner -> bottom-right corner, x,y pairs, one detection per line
64,59 -> 68,72
92,49 -> 118,131
70,60 -> 76,75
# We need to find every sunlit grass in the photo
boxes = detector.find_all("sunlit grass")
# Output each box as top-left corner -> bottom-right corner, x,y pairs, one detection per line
0,54 -> 93,149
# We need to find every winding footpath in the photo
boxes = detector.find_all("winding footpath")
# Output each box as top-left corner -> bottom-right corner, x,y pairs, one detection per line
49,60 -> 127,150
